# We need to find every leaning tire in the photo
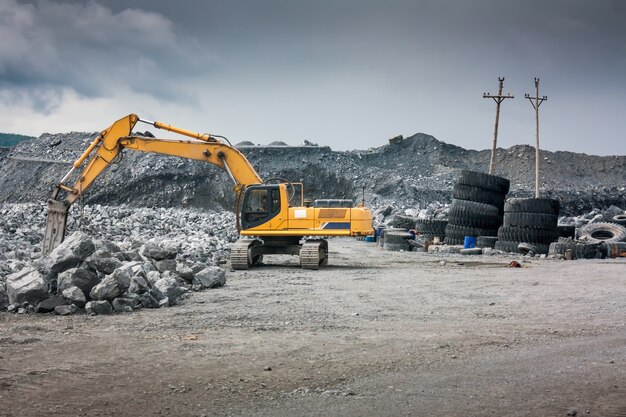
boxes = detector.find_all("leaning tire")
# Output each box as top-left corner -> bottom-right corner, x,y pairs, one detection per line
457,170 -> 510,194
504,198 -> 560,215
503,212 -> 558,230
578,222 -> 626,244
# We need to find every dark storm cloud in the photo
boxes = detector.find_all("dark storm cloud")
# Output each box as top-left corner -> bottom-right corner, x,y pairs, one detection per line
3,0 -> 626,154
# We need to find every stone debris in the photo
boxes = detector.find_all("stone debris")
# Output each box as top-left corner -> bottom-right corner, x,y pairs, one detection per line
5,266 -> 48,306
0,204 -> 231,315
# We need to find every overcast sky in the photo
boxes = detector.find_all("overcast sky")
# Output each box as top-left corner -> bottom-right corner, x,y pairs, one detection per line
1,0 -> 625,155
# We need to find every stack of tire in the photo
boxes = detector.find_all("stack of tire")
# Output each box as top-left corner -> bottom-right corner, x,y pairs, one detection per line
414,219 -> 448,241
495,198 -> 560,254
383,230 -> 413,251
444,170 -> 510,245
549,222 -> 626,259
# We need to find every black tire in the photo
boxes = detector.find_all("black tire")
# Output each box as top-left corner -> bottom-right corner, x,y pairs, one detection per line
443,237 -> 464,245
610,214 -> 626,226
389,215 -> 417,229
452,184 -> 506,210
549,240 -> 600,259
517,242 -> 539,255
556,225 -> 576,238
457,170 -> 510,194
497,226 -> 559,244
476,236 -> 498,248
503,212 -> 558,230
448,213 -> 503,229
384,231 -> 413,244
450,199 -> 501,216
578,222 -> 626,243
380,228 -> 406,239
504,198 -> 560,215
445,224 -> 498,240
414,219 -> 448,236
495,240 -> 549,254
384,242 -> 410,251
494,240 -> 521,253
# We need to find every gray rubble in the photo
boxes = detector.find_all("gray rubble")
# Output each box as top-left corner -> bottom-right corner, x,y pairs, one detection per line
1,131 -> 625,215
0,204 -> 232,314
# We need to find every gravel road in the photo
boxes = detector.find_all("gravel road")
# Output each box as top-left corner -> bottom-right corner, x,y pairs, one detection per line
0,239 -> 624,417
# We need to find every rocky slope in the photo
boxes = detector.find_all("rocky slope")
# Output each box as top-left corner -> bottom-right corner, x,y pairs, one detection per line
0,131 -> 624,215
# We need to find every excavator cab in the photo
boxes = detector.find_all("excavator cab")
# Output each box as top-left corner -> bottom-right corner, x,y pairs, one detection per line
240,185 -> 281,229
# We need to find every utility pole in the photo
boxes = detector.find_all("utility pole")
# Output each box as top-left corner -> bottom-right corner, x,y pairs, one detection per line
525,78 -> 548,198
483,77 -> 514,175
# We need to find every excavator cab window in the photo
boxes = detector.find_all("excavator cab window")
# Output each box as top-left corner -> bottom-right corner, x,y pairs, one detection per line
241,185 -> 281,229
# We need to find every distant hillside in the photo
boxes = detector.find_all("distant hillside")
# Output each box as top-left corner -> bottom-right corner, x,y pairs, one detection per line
0,133 -> 35,147
0,131 -> 624,214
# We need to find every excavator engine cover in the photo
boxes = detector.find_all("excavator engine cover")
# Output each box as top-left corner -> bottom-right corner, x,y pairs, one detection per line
43,199 -> 69,255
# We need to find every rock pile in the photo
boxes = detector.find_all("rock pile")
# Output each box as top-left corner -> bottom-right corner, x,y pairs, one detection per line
1,203 -> 237,314
1,130 -> 625,215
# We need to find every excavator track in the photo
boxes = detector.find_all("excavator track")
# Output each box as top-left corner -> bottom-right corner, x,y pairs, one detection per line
299,239 -> 328,270
230,239 -> 262,270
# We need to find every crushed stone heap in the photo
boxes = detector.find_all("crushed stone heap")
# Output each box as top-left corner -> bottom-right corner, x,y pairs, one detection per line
0,132 -> 624,215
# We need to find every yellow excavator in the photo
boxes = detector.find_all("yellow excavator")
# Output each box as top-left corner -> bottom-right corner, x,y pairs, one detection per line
43,114 -> 373,269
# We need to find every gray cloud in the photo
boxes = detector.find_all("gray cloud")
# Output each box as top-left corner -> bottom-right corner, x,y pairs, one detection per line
0,0 -> 215,107
3,0 -> 625,155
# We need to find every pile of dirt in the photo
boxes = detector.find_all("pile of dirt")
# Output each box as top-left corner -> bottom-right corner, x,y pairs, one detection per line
0,131 -> 624,215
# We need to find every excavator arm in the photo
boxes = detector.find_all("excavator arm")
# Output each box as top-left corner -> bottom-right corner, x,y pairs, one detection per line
43,114 -> 263,254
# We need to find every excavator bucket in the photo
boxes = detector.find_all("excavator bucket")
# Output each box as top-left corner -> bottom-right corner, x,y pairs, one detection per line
43,199 -> 69,255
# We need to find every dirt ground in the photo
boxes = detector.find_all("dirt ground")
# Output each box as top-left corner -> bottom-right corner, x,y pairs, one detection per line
1,239 -> 625,417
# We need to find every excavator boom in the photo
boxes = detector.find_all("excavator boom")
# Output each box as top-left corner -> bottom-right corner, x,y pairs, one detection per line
43,114 -> 262,253
43,113 -> 374,270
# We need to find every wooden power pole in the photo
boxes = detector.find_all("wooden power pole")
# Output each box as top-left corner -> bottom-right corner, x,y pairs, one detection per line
525,78 -> 548,198
483,77 -> 514,174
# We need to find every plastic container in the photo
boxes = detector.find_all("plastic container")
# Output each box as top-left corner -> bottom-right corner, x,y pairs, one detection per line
364,235 -> 376,243
463,236 -> 477,249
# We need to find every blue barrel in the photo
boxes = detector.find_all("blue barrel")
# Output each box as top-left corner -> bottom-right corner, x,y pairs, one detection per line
464,236 -> 477,248
375,225 -> 386,238
364,235 -> 376,243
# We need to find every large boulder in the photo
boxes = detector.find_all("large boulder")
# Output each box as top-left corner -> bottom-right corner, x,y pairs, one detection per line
192,267 -> 226,291
85,253 -> 123,275
112,296 -> 137,312
43,232 -> 96,277
140,239 -> 178,261
89,265 -> 133,301
154,274 -> 187,306
155,259 -> 177,274
85,300 -> 113,315
57,267 -> 100,295
61,286 -> 87,308
35,295 -> 67,313
55,304 -> 80,316
176,263 -> 194,283
6,267 -> 48,306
